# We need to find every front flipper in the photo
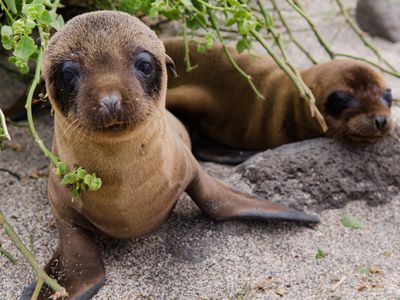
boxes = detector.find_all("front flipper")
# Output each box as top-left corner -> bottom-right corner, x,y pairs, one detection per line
186,165 -> 319,223
20,218 -> 105,300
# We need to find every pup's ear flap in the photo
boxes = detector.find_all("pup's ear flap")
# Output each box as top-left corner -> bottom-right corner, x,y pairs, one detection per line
165,54 -> 177,77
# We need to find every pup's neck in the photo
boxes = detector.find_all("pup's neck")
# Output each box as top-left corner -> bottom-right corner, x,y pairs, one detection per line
52,109 -> 167,173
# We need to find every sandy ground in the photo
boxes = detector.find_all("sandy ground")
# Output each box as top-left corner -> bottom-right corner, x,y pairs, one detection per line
1,0 -> 400,299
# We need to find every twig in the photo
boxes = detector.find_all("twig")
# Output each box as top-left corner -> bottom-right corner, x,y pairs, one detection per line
208,10 -> 265,100
0,0 -> 15,22
0,211 -> 68,299
286,0 -> 400,78
25,29 -> 60,166
331,276 -> 347,292
0,108 -> 11,141
270,0 -> 318,64
336,52 -> 400,77
335,0 -> 398,73
251,28 -> 327,131
183,19 -> 198,72
0,246 -> 17,263
31,278 -> 44,300
286,0 -> 335,59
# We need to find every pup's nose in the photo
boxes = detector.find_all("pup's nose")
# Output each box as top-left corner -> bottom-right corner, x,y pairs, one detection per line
375,115 -> 387,131
100,93 -> 121,115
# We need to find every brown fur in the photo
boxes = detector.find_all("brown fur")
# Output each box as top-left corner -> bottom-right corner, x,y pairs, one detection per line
165,38 -> 393,151
20,12 -> 319,300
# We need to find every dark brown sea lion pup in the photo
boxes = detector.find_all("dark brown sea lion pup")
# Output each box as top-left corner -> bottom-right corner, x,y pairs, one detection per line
164,38 -> 393,164
20,11 -> 319,300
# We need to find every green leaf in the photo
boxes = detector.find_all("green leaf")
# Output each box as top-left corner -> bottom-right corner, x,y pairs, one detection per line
341,213 -> 364,229
88,176 -> 102,191
4,0 -> 18,14
186,18 -> 200,30
8,56 -> 17,64
76,168 -> 88,179
315,249 -> 327,260
225,18 -> 236,27
148,6 -> 159,18
0,247 -> 17,263
119,0 -> 138,14
22,3 -> 45,20
197,43 -> 206,54
204,33 -> 214,49
356,265 -> 371,275
1,25 -> 12,37
50,12 -> 64,31
181,0 -> 193,9
236,39 -> 249,53
38,10 -> 52,25
61,173 -> 76,185
14,36 -> 36,59
1,36 -> 13,50
19,62 -> 29,74
25,20 -> 37,31
55,161 -> 68,175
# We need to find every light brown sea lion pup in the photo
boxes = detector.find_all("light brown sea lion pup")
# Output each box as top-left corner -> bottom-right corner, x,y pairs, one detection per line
20,11 -> 319,300
164,38 -> 393,164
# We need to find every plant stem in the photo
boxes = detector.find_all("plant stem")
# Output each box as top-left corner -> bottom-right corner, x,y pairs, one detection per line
208,10 -> 265,100
335,0 -> 398,73
183,19 -> 198,72
250,28 -> 327,131
335,52 -> 400,77
31,278 -> 44,300
0,246 -> 17,263
25,30 -> 60,166
270,0 -> 318,64
0,108 -> 11,141
0,211 -> 67,298
0,0 -> 16,22
286,0 -> 335,59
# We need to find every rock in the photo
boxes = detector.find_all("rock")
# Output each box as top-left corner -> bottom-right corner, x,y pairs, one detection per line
356,0 -> 400,43
226,107 -> 400,212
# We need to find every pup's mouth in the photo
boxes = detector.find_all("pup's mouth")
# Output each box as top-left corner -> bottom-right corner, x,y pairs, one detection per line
103,120 -> 126,132
345,133 -> 388,145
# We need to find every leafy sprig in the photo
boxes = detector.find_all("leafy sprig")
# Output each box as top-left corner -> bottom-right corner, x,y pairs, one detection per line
1,0 -> 102,199
59,166 -> 102,200
1,0 -> 64,74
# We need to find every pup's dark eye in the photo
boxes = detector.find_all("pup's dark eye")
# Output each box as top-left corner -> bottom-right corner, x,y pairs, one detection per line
135,52 -> 154,77
60,61 -> 80,94
325,91 -> 354,117
382,89 -> 392,107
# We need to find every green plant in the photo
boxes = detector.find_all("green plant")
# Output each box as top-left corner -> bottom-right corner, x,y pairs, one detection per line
0,0 -> 101,199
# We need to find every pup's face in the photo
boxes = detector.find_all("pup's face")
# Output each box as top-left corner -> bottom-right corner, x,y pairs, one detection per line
42,11 -> 175,133
312,61 -> 393,144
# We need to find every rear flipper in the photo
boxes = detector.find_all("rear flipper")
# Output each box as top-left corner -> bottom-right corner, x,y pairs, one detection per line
186,164 -> 320,223
191,132 -> 259,165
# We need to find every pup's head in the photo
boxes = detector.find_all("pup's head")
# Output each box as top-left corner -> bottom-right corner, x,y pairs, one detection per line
306,60 -> 393,144
42,11 -> 176,134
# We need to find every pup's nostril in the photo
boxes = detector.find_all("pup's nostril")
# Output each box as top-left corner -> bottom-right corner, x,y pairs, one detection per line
100,93 -> 121,114
375,115 -> 387,131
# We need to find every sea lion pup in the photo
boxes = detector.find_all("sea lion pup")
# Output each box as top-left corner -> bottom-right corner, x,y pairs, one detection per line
20,11 -> 319,300
164,38 -> 393,164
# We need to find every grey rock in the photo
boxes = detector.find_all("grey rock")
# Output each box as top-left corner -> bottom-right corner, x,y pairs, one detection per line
232,135 -> 400,212
356,0 -> 400,43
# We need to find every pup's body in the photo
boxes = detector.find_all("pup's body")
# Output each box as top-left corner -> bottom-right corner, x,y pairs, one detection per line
20,12 -> 318,300
165,38 -> 393,163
